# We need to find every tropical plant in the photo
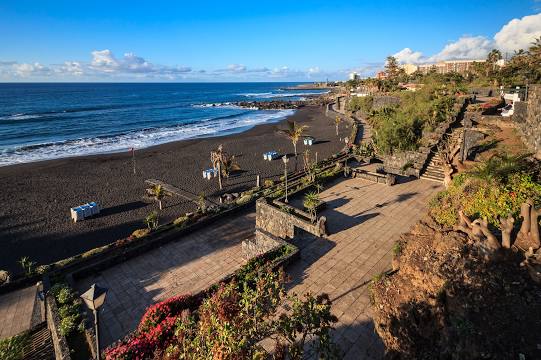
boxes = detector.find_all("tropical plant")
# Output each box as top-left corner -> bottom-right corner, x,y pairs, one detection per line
278,120 -> 308,157
151,184 -> 165,210
304,191 -> 320,222
210,144 -> 226,190
210,144 -> 239,190
144,211 -> 159,230
18,257 -> 35,276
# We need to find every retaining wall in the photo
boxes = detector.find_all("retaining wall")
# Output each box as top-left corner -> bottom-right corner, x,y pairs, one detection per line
45,294 -> 71,360
255,198 -> 326,239
513,84 -> 541,159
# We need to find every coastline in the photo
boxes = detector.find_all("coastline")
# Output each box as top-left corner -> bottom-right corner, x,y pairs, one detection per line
0,105 -> 349,273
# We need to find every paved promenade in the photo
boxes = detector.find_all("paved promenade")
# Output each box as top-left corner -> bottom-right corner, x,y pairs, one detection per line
286,177 -> 442,359
0,285 -> 38,339
76,211 -> 256,349
75,175 -> 441,355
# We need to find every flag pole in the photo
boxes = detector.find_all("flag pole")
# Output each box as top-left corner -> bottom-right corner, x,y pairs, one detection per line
131,147 -> 136,175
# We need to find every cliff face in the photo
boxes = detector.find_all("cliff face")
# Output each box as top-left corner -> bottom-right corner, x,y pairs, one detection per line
514,84 -> 541,159
371,216 -> 541,360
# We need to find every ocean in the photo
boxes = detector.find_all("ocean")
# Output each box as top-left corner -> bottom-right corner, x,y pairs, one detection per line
0,83 -> 327,166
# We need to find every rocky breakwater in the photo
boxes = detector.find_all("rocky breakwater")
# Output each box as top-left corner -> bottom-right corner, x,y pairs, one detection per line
234,100 -> 305,110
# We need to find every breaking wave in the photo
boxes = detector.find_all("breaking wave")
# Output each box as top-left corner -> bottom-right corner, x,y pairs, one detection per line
0,109 -> 295,166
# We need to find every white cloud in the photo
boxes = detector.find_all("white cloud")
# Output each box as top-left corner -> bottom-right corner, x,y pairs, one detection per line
494,13 -> 541,53
392,12 -> 541,65
59,61 -> 84,76
12,62 -> 51,77
393,48 -> 425,64
430,35 -> 493,61
90,49 -> 118,71
227,64 -> 247,73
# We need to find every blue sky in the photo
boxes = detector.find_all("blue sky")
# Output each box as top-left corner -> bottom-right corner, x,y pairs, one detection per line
1,0 -> 540,81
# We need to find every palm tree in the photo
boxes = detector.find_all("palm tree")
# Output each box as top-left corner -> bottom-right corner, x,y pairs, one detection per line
529,37 -> 541,57
278,120 -> 308,157
211,144 -> 226,190
210,144 -> 239,190
334,116 -> 342,136
151,184 -> 165,210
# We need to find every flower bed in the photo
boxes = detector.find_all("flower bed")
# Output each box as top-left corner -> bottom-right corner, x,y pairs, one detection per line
104,243 -> 298,359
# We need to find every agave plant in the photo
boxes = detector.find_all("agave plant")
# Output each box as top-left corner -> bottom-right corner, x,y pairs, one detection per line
144,211 -> 159,230
19,256 -> 35,276
278,120 -> 308,157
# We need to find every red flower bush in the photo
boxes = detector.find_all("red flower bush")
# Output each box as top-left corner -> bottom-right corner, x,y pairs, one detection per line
105,294 -> 197,359
138,294 -> 196,333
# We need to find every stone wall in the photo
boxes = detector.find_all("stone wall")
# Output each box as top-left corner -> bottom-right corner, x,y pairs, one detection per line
372,95 -> 400,110
45,294 -> 72,360
469,87 -> 500,97
513,84 -> 541,159
335,96 -> 347,114
242,230 -> 283,260
352,168 -> 396,185
255,198 -> 326,239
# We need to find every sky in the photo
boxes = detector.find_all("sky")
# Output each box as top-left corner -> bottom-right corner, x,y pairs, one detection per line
1,0 -> 540,82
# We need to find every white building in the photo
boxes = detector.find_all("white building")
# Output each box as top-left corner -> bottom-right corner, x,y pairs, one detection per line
349,72 -> 360,81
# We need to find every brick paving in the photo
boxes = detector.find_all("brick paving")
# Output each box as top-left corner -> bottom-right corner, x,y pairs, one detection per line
76,211 -> 256,349
286,177 -> 442,359
67,175 -> 440,356
0,285 -> 38,339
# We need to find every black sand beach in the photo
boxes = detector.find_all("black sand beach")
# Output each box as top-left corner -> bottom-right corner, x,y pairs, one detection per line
0,105 -> 349,274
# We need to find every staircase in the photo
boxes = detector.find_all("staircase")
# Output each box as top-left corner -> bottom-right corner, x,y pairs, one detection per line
420,152 -> 445,182
358,118 -> 372,144
22,323 -> 55,360
420,127 -> 463,183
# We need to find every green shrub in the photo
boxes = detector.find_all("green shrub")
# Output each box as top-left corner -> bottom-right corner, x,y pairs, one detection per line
49,283 -> 84,338
59,315 -> 79,337
173,216 -> 189,227
348,95 -> 373,113
264,179 -> 274,188
0,332 -> 29,360
430,156 -> 541,228
392,242 -> 402,256
236,194 -> 253,205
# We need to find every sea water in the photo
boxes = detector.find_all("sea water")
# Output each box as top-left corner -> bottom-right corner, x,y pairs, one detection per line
0,82 -> 327,166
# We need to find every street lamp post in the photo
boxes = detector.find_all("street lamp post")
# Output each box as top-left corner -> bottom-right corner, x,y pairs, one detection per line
81,284 -> 108,360
282,155 -> 289,203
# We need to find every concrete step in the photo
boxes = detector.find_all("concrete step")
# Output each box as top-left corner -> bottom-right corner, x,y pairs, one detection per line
423,171 -> 444,179
425,170 -> 444,177
426,163 -> 443,170
420,174 -> 444,183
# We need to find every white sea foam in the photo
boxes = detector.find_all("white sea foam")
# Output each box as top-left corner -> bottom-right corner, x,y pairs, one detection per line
238,91 -> 329,99
0,109 -> 295,166
191,102 -> 246,109
0,113 -> 42,121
